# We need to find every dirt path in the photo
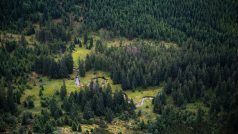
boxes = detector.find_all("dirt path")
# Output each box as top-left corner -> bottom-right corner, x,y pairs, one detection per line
136,96 -> 154,107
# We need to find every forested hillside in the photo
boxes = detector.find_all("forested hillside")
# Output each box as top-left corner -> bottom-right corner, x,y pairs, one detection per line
84,0 -> 238,44
1,0 -> 238,44
0,0 -> 238,134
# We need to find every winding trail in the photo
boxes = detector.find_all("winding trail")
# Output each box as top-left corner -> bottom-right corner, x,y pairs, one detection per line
123,93 -> 154,107
136,96 -> 154,107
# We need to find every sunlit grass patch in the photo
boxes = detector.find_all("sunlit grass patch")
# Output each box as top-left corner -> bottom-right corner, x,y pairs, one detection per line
72,46 -> 91,68
125,86 -> 162,122
81,124 -> 99,133
106,118 -> 132,134
21,70 -> 120,112
126,86 -> 163,103
136,99 -> 158,122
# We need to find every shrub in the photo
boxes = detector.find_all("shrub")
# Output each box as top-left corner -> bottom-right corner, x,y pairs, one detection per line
21,112 -> 33,125
23,96 -> 35,109
71,122 -> 78,131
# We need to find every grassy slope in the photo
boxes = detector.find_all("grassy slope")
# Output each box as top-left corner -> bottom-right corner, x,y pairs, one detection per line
126,86 -> 163,122
126,86 -> 163,103
20,38 -> 161,133
15,31 -> 208,133
72,45 -> 91,67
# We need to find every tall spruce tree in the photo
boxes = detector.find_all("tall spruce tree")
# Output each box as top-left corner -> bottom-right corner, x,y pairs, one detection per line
83,101 -> 93,120
78,60 -> 86,77
60,80 -> 67,100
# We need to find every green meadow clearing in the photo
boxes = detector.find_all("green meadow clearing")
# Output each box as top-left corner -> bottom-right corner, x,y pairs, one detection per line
16,32 -> 209,133
1,0 -> 237,133
18,39 -> 164,133
2,30 -> 210,133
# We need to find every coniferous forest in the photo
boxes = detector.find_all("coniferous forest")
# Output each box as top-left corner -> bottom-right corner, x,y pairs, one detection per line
0,0 -> 238,134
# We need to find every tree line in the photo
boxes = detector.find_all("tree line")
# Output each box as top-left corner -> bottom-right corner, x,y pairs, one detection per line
33,53 -> 73,79
2,0 -> 237,46
84,39 -> 238,133
32,80 -> 136,133
83,0 -> 238,45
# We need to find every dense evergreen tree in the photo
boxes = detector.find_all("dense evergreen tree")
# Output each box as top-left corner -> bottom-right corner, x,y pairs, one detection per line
59,60 -> 68,78
63,53 -> 74,74
104,85 -> 113,108
78,40 -> 82,47
83,32 -> 88,45
44,121 -> 54,134
71,122 -> 78,131
83,0 -> 238,45
7,88 -> 17,113
33,110 -> 53,133
84,39 -> 238,133
95,40 -> 104,53
60,80 -> 67,100
105,108 -> 113,123
164,78 -> 172,94
39,88 -> 43,96
83,101 -> 94,120
153,92 -> 166,114
69,43 -> 75,52
88,38 -> 93,49
0,0 -> 238,133
49,98 -> 62,119
78,60 -> 86,77
74,37 -> 80,45
21,112 -> 33,125
34,53 -> 73,78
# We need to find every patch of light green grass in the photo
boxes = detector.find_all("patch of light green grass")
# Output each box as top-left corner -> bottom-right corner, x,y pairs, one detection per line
72,46 -> 91,68
126,86 -> 163,103
81,124 -> 98,133
136,99 -> 158,122
20,85 -> 41,114
125,86 -> 163,122
106,118 -> 132,134
21,70 -> 121,113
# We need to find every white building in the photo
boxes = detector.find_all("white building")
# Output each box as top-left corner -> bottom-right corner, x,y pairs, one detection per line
75,76 -> 80,86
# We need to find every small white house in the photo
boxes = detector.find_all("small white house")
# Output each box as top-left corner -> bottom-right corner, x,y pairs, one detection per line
75,76 -> 80,86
